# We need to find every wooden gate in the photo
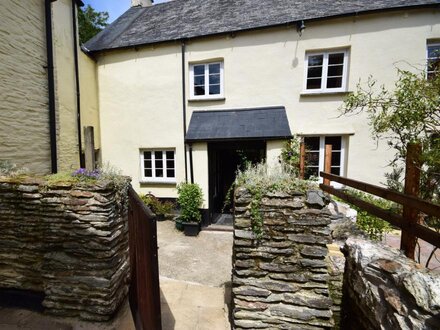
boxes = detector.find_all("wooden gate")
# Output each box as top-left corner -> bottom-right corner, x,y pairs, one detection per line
128,187 -> 162,330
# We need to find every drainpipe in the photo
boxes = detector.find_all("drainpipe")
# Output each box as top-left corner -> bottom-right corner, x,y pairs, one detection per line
181,40 -> 188,182
72,0 -> 83,167
188,144 -> 194,184
45,0 -> 58,173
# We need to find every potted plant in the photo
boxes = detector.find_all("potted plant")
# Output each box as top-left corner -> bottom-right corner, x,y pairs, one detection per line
177,182 -> 203,236
140,193 -> 174,221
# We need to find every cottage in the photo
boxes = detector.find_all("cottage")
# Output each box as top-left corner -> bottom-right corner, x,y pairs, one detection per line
75,0 -> 440,223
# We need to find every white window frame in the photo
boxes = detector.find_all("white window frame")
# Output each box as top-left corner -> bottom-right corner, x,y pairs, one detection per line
303,136 -> 346,188
189,62 -> 224,100
140,149 -> 176,184
303,50 -> 349,93
427,42 -> 440,79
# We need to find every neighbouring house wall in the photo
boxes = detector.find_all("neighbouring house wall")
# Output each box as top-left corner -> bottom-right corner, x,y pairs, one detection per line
0,177 -> 130,321
52,0 -> 80,171
232,187 -> 336,329
266,140 -> 284,171
79,52 -> 101,151
342,237 -> 440,330
191,142 -> 209,208
0,0 -> 51,174
96,8 -> 440,200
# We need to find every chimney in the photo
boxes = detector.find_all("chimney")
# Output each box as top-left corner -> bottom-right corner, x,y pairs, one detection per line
131,0 -> 153,7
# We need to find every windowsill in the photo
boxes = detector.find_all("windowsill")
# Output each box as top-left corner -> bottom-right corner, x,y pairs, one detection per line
140,180 -> 177,185
188,97 -> 226,102
300,90 -> 351,97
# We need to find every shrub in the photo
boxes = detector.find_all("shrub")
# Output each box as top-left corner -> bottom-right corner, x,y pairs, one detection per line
0,161 -> 28,177
279,136 -> 302,177
140,193 -> 174,216
177,182 -> 203,223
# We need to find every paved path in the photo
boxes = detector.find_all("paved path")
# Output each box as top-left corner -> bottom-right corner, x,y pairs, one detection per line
158,220 -> 233,330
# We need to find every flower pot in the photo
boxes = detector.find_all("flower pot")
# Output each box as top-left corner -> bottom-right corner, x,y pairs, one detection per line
183,222 -> 200,236
174,217 -> 184,231
155,214 -> 165,221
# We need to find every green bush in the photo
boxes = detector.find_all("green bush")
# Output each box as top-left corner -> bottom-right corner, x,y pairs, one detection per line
177,182 -> 203,223
140,193 -> 174,216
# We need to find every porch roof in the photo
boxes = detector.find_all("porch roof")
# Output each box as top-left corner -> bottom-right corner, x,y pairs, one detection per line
185,106 -> 292,143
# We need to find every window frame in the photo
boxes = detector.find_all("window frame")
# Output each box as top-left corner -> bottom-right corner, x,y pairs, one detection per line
303,135 -> 346,187
427,42 -> 440,79
303,50 -> 349,94
139,149 -> 176,184
189,61 -> 224,100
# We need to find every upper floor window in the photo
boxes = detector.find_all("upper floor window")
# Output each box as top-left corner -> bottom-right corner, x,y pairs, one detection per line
189,62 -> 224,99
427,43 -> 440,79
140,149 -> 176,183
304,50 -> 348,93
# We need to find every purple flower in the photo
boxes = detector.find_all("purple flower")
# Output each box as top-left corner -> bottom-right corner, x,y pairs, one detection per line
72,168 -> 101,179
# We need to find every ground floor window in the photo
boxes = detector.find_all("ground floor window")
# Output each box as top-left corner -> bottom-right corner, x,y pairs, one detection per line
140,149 -> 176,183
303,136 -> 346,181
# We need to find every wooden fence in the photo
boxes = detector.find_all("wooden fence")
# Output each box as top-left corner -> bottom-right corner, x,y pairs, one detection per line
318,143 -> 440,259
128,187 -> 162,330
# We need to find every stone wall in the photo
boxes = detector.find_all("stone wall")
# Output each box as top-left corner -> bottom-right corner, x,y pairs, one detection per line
232,188 -> 336,329
342,237 -> 440,330
0,177 -> 130,321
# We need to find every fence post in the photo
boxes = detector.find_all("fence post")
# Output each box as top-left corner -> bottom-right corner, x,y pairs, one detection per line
400,143 -> 422,259
323,144 -> 332,185
299,142 -> 305,179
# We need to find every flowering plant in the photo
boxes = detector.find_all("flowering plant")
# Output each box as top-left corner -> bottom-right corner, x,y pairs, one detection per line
72,168 -> 101,180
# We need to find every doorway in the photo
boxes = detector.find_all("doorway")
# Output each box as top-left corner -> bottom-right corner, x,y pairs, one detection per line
208,140 -> 266,225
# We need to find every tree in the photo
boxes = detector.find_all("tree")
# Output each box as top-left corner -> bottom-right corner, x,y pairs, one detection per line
340,69 -> 440,267
78,5 -> 109,44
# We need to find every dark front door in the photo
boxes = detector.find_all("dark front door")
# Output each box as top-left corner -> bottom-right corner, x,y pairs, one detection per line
208,141 -> 266,224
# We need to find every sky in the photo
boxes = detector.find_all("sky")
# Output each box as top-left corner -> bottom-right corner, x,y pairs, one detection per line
83,0 -> 169,23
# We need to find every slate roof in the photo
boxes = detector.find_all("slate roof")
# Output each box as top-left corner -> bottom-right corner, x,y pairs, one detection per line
84,0 -> 440,53
185,107 -> 292,142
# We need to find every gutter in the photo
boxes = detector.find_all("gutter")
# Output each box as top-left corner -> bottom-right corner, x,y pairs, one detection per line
72,0 -> 84,167
181,40 -> 188,182
45,0 -> 58,173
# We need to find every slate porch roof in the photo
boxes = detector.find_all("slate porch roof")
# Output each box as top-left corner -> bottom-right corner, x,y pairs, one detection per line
185,107 -> 292,142
84,0 -> 440,53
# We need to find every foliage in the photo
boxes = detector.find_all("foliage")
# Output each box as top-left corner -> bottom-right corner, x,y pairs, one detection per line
78,4 -> 109,44
140,193 -> 174,216
341,69 -> 440,266
280,136 -> 302,177
177,182 -> 203,223
344,190 -> 395,240
235,162 -> 316,239
0,161 -> 28,177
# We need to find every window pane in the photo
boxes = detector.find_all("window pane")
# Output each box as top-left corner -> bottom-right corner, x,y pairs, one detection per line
167,169 -> 175,178
331,151 -> 341,167
304,137 -> 320,150
327,65 -> 343,77
155,151 -> 163,160
166,160 -> 174,169
144,159 -> 152,169
306,152 -> 320,166
144,169 -> 152,177
308,55 -> 323,66
328,53 -> 344,65
194,75 -> 205,86
166,151 -> 174,160
209,84 -> 220,95
209,74 -> 220,84
144,151 -> 152,160
427,45 -> 440,58
325,136 -> 342,150
193,65 -> 204,75
156,169 -> 163,177
194,86 -> 205,95
307,78 -> 322,89
209,63 -> 220,74
326,77 -> 342,88
307,67 -> 322,78
330,166 -> 341,175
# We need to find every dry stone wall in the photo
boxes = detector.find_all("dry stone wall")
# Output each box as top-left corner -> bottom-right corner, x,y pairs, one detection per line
342,237 -> 440,330
0,177 -> 130,321
232,188 -> 337,329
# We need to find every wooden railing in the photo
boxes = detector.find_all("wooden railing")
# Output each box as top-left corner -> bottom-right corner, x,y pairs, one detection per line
128,187 -> 162,330
319,143 -> 440,259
